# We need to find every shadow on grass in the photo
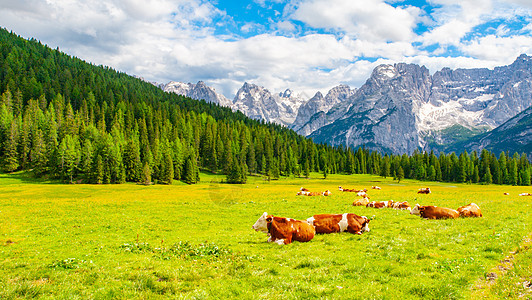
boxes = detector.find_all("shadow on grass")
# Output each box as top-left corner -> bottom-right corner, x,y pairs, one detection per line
0,170 -> 63,185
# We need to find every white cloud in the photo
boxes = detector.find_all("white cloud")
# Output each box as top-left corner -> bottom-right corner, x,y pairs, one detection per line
461,35 -> 532,61
290,0 -> 421,42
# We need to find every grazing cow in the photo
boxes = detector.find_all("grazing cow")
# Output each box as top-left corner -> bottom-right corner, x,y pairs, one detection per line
296,191 -> 309,196
503,192 -> 510,195
366,200 -> 393,209
372,186 -> 381,190
457,203 -> 482,217
353,197 -> 370,206
417,188 -> 431,194
519,193 -> 531,196
252,212 -> 315,245
307,213 -> 370,235
410,204 -> 459,219
392,201 -> 411,211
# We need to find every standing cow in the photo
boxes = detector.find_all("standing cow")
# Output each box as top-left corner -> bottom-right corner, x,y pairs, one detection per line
252,212 -> 315,245
307,213 -> 370,235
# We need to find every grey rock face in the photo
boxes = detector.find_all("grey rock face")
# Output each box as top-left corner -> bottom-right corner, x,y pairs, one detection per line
162,81 -> 232,107
231,83 -> 307,126
310,55 -> 532,154
292,85 -> 356,135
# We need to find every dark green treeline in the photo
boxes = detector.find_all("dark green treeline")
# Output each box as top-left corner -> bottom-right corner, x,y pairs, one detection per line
0,28 -> 530,185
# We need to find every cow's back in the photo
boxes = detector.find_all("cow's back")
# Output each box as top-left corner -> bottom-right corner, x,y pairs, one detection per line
422,206 -> 459,219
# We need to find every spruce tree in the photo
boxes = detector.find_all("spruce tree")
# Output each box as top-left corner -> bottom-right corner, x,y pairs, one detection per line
397,166 -> 404,183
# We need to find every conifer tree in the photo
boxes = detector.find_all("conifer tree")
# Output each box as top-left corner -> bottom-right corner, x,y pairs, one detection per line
508,159 -> 518,185
140,161 -> 151,185
2,120 -> 19,172
397,166 -> 404,183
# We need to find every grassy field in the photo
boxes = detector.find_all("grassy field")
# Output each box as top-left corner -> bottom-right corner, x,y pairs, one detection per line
0,172 -> 531,299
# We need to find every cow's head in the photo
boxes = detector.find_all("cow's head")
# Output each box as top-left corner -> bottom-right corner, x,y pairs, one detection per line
252,212 -> 270,233
360,216 -> 371,233
410,204 -> 421,215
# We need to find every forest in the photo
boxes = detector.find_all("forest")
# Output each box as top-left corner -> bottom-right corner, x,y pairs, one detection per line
0,28 -> 530,185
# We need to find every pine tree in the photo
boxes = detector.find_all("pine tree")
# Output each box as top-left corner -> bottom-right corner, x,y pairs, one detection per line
397,166 -> 404,183
2,120 -> 19,172
303,159 -> 310,179
140,161 -> 151,185
508,159 -> 518,186
95,154 -> 104,184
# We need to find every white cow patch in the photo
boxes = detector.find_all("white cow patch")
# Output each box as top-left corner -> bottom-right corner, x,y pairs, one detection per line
361,217 -> 370,233
275,239 -> 285,245
338,213 -> 348,232
306,217 -> 315,226
410,204 -> 421,216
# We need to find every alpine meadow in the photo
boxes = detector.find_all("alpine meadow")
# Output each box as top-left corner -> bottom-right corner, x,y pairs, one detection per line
0,28 -> 531,299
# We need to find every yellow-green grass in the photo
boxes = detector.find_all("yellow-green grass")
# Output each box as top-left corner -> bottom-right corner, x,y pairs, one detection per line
0,172 -> 530,299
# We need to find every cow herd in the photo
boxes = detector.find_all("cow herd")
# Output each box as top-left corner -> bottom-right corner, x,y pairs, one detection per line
252,185 -> 493,245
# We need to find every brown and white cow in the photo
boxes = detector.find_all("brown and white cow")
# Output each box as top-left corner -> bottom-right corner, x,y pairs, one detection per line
503,192 -> 510,195
307,213 -> 370,235
306,191 -> 323,196
300,187 -> 310,192
366,200 -> 394,209
339,186 -> 367,193
353,197 -> 370,206
417,188 -> 431,194
252,212 -> 315,245
357,191 -> 368,198
519,193 -> 531,196
296,191 -> 309,196
392,201 -> 411,211
323,190 -> 332,196
457,203 -> 482,217
410,204 -> 459,219
372,186 -> 381,190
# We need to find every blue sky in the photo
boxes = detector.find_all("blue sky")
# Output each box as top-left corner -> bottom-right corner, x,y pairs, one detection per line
0,0 -> 531,99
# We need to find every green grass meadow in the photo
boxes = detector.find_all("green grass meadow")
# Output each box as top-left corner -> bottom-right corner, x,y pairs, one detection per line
1,172 -> 531,299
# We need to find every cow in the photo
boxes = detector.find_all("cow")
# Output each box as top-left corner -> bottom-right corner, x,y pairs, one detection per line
456,203 -> 482,217
323,190 -> 332,196
503,192 -> 510,195
366,200 -> 393,209
357,191 -> 368,198
353,197 -> 370,206
519,193 -> 531,196
417,188 -> 431,194
307,213 -> 370,235
339,186 -> 367,193
372,186 -> 381,190
252,212 -> 315,245
306,191 -> 323,196
296,191 -> 309,196
300,187 -> 310,192
392,201 -> 411,211
410,204 -> 459,219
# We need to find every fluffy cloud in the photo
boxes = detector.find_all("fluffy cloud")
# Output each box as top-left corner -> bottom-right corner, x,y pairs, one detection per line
290,0 -> 421,42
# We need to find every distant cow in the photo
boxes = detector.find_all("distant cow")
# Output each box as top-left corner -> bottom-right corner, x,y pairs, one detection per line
353,197 -> 370,206
519,193 -> 531,196
503,192 -> 510,195
323,190 -> 332,196
392,201 -> 411,211
296,191 -> 309,196
357,191 -> 368,198
457,203 -> 482,217
300,187 -> 310,192
339,186 -> 367,193
410,204 -> 459,219
306,191 -> 322,196
252,212 -> 315,245
417,188 -> 431,194
372,186 -> 381,190
307,213 -> 370,235
367,200 -> 393,209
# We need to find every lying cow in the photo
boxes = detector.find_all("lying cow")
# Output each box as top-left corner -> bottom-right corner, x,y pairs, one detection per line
457,203 -> 482,217
519,193 -> 531,196
357,191 -> 368,198
252,212 -> 315,245
503,192 -> 510,195
307,213 -> 370,235
339,186 -> 367,193
323,190 -> 332,196
367,200 -> 393,209
296,191 -> 309,196
372,186 -> 381,190
353,197 -> 370,206
417,188 -> 431,194
300,187 -> 310,192
410,204 -> 459,219
392,201 -> 411,211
